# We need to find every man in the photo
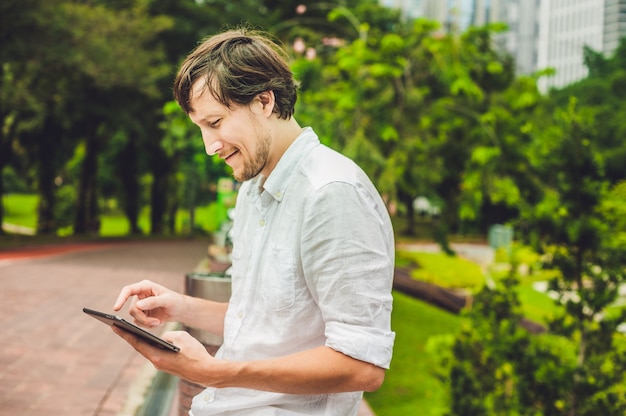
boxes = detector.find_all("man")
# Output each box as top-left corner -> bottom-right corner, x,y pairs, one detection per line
112,28 -> 395,416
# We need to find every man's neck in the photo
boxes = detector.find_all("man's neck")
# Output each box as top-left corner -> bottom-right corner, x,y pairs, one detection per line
262,118 -> 303,178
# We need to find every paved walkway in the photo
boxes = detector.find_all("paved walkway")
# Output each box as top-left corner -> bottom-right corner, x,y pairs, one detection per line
0,239 -> 209,415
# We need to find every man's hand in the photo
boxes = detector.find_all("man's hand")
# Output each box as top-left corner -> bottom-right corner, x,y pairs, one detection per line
111,326 -> 217,385
113,280 -> 186,328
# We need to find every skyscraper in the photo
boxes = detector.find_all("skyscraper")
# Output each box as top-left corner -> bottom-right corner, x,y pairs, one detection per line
382,0 -> 626,91
537,0 -> 606,91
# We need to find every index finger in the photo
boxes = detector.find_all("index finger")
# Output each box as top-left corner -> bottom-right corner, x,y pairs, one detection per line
113,280 -> 156,311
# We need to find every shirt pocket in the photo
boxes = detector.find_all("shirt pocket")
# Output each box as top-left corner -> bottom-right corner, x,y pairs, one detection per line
261,246 -> 296,311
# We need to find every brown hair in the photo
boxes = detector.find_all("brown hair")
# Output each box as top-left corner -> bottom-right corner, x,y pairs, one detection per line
173,28 -> 298,119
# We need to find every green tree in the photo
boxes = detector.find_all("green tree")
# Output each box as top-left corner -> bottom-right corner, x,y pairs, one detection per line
550,39 -> 626,186
1,0 -> 172,234
448,98 -> 626,415
524,99 -> 626,415
296,16 -> 515,244
449,274 -> 578,416
160,101 -> 228,234
436,29 -> 626,416
60,1 -> 172,235
457,69 -> 550,234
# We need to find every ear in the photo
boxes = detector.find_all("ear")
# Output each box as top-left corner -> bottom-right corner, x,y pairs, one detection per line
251,91 -> 275,117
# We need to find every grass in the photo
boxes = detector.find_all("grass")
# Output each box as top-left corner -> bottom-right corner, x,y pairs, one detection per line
400,243 -> 563,327
2,193 -> 38,229
2,193 -> 225,237
364,250 -> 482,415
399,251 -> 486,289
365,291 -> 461,416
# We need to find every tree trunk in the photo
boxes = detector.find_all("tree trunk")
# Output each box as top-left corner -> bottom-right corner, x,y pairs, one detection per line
0,165 -> 5,235
149,143 -> 172,235
398,189 -> 415,235
35,119 -> 59,235
117,137 -> 141,235
150,166 -> 168,235
74,134 -> 100,235
0,146 -> 8,236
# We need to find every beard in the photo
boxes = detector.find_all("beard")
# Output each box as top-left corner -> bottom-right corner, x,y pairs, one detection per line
233,130 -> 271,182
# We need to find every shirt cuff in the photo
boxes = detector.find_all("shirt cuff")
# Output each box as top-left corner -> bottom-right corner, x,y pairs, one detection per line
325,322 -> 396,369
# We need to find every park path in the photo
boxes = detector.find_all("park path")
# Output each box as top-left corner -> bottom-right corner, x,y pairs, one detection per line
0,239 -> 209,415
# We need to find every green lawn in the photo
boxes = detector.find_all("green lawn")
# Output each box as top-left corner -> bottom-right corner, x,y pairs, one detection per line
399,251 -> 486,289
365,251 -> 480,415
2,193 -> 38,229
2,193 -> 225,236
365,291 -> 460,416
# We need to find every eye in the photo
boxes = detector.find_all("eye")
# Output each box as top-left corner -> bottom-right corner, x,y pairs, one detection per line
209,118 -> 222,127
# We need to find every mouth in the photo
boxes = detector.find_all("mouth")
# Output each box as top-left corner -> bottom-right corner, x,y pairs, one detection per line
223,149 -> 239,164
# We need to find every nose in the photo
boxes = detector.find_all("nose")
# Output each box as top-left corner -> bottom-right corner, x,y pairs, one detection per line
206,140 -> 223,156
201,130 -> 224,156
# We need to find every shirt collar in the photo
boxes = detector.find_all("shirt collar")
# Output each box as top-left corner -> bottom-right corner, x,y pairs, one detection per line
261,127 -> 319,202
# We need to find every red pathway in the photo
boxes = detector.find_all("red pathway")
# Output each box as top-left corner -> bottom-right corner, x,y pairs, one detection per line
0,239 -> 209,416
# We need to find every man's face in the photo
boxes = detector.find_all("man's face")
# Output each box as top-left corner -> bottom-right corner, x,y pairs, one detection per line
188,80 -> 272,182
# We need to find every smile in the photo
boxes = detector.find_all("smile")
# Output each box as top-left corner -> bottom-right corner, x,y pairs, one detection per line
224,150 -> 239,163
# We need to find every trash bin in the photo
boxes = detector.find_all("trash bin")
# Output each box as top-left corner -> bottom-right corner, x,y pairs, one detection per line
184,272 -> 232,346
178,272 -> 232,416
488,224 -> 514,251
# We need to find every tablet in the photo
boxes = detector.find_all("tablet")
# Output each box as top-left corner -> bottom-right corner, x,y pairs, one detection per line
83,307 -> 180,352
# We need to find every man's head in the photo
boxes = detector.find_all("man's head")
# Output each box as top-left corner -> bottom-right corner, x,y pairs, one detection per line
173,28 -> 298,119
174,29 -> 303,182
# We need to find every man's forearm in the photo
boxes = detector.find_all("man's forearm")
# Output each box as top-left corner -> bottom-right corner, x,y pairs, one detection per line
192,345 -> 385,394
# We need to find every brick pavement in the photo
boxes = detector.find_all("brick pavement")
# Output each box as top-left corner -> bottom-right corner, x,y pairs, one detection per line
0,239 -> 209,416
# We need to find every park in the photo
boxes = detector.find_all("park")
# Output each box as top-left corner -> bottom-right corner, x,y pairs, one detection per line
2,1 -> 626,415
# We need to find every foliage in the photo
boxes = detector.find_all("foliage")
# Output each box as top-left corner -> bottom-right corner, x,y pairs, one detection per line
295,14 -> 519,243
159,101 -> 229,233
526,100 -> 626,415
445,274 -> 578,416
1,166 -> 30,194
447,54 -> 626,413
0,0 -> 174,234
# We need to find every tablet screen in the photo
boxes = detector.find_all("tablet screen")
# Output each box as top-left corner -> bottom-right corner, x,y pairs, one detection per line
83,307 -> 180,352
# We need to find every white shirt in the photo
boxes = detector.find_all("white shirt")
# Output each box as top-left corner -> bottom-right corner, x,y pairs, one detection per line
191,127 -> 395,415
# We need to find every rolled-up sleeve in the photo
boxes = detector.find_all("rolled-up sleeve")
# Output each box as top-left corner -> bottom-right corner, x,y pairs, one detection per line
301,180 -> 396,369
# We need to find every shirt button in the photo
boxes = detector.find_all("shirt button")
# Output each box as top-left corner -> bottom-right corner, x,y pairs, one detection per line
203,391 -> 215,402
237,311 -> 245,319
259,219 -> 266,227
